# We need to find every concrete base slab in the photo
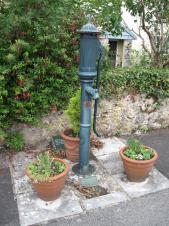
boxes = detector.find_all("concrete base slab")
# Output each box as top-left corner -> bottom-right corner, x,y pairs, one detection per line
9,137 -> 169,226
17,187 -> 83,226
97,152 -> 124,175
92,137 -> 125,157
82,192 -> 129,211
13,175 -> 33,195
68,159 -> 123,194
112,168 -> 169,198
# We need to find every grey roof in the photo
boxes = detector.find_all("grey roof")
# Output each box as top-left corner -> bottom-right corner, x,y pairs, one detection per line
105,27 -> 137,40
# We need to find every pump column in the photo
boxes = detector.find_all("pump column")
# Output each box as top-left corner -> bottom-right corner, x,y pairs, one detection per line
72,16 -> 101,175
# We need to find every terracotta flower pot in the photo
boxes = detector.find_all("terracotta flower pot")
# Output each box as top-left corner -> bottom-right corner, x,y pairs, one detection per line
26,158 -> 70,201
61,129 -> 80,162
119,146 -> 158,182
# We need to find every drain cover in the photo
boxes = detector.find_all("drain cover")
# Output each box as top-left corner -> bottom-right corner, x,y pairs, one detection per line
80,176 -> 98,187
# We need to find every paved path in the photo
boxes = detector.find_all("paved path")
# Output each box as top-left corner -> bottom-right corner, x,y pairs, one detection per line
0,128 -> 169,226
135,128 -> 169,179
0,168 -> 19,226
48,188 -> 169,226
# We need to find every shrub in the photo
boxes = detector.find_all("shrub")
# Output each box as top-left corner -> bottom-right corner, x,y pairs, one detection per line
0,129 -> 7,141
100,67 -> 169,98
0,0 -> 84,127
129,50 -> 153,68
6,131 -> 25,152
0,66 -> 9,128
65,89 -> 81,136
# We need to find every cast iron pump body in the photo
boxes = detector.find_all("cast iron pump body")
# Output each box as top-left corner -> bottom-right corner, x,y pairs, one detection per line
72,17 -> 101,175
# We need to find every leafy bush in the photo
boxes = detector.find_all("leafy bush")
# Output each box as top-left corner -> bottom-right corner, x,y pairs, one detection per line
124,138 -> 154,160
6,131 -> 24,152
0,66 -> 9,128
0,129 -> 6,141
65,89 -> 81,136
0,0 -> 83,127
28,152 -> 65,182
129,50 -> 154,68
101,67 -> 169,98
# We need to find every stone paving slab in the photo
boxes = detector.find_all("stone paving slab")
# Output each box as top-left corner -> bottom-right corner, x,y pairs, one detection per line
13,175 -> 33,195
0,168 -> 20,226
92,137 -> 125,157
97,152 -> 124,175
112,168 -> 169,198
82,192 -> 129,211
9,137 -> 169,226
17,187 -> 83,226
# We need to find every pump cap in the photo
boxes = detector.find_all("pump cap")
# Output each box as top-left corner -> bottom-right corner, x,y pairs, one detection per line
79,15 -> 100,34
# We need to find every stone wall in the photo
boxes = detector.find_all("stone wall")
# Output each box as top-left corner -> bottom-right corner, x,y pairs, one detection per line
97,93 -> 169,136
12,112 -> 69,149
14,93 -> 169,149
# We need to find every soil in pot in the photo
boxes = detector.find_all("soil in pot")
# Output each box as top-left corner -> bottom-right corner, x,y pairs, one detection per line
61,129 -> 80,162
120,146 -> 158,182
27,158 -> 69,201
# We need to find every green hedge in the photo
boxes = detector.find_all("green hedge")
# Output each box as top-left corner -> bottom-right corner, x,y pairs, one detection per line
100,67 -> 169,98
0,0 -> 83,127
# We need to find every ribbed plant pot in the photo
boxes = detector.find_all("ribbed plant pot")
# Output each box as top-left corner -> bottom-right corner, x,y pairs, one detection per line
26,158 -> 70,201
119,146 -> 158,182
61,129 -> 80,162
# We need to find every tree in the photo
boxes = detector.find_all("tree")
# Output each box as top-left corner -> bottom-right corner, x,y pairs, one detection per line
124,0 -> 169,68
81,0 -> 122,34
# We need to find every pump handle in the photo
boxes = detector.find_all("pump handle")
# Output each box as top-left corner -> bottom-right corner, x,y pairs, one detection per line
93,45 -> 103,137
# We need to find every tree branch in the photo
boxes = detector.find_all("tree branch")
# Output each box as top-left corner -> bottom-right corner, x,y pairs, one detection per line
140,0 -> 158,54
131,28 -> 151,57
163,59 -> 169,67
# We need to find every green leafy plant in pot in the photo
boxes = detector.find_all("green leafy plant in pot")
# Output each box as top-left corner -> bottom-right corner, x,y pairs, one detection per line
26,152 -> 70,201
119,138 -> 158,182
61,89 -> 81,162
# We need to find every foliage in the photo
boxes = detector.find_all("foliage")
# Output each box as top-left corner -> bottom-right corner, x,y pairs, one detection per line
80,0 -> 122,34
129,50 -> 153,68
0,129 -> 6,140
0,0 -> 123,129
65,89 -> 81,136
101,44 -> 113,70
124,138 -> 154,160
124,0 -> 169,68
6,131 -> 24,152
100,67 -> 169,99
0,0 -> 84,126
28,152 -> 65,182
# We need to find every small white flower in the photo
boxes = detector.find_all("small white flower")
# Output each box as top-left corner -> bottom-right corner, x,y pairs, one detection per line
137,154 -> 143,160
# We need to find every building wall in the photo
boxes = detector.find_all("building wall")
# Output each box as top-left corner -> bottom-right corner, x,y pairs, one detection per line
100,36 -> 133,67
122,40 -> 132,67
116,41 -> 124,67
115,40 -> 133,67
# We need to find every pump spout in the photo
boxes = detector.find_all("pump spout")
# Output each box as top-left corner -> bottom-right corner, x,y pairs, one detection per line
85,87 -> 99,100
